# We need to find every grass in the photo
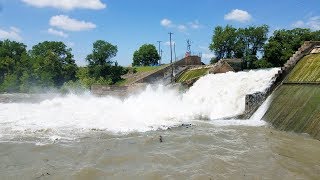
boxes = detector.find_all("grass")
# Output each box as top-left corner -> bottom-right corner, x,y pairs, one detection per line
114,79 -> 127,86
286,54 -> 320,83
134,66 -> 164,73
176,68 -> 209,82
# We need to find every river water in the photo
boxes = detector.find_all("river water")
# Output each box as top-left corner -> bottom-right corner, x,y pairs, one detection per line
0,68 -> 319,179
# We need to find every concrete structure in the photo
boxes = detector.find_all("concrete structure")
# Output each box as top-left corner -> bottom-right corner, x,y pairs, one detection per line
91,83 -> 146,97
174,55 -> 202,66
208,60 -> 235,74
125,55 -> 203,85
242,41 -> 320,118
310,46 -> 320,54
240,41 -> 320,140
221,58 -> 243,72
91,55 -> 203,95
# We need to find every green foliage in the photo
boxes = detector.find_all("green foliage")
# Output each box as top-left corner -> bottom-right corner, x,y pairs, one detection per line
264,28 -> 320,67
86,40 -> 117,66
210,57 -> 218,64
76,67 -> 96,88
132,44 -> 160,66
19,71 -> 34,93
0,39 -> 129,93
209,25 -> 238,59
60,80 -> 87,94
30,41 -> 77,87
134,66 -> 163,73
86,40 -> 126,85
209,25 -> 269,68
0,40 -> 29,92
0,40 -> 27,62
253,59 -> 273,69
0,73 -> 19,92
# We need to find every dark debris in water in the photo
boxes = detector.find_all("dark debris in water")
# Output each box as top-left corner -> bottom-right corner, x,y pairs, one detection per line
181,123 -> 192,128
159,135 -> 163,143
36,172 -> 51,179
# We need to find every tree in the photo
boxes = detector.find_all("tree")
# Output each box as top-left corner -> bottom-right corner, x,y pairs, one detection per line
132,44 -> 160,66
242,25 -> 269,56
209,25 -> 238,60
264,28 -> 320,67
0,40 -> 28,92
30,41 -> 77,87
86,40 -> 126,84
209,25 -> 269,68
0,40 -> 27,62
86,40 -> 117,66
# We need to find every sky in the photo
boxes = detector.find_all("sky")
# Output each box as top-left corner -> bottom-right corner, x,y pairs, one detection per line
0,0 -> 319,66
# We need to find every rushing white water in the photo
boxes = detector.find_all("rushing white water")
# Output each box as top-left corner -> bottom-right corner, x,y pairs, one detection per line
0,68 -> 279,139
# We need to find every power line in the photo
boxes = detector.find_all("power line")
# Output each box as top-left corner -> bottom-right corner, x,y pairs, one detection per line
174,42 -> 176,61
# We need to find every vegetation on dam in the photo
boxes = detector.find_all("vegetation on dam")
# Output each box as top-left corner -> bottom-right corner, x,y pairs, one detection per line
263,51 -> 320,140
176,68 -> 209,83
286,54 -> 320,83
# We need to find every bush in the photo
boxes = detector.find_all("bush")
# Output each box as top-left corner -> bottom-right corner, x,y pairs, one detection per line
253,59 -> 274,69
60,80 -> 88,94
0,74 -> 20,92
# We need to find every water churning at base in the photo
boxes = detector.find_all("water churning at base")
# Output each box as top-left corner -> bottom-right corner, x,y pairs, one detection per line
0,68 -> 279,138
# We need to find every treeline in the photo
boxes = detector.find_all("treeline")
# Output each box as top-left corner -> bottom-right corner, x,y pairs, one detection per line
0,40 -> 127,93
209,25 -> 320,68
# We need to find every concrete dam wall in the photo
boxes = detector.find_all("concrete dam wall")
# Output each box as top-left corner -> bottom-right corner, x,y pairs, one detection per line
261,42 -> 320,140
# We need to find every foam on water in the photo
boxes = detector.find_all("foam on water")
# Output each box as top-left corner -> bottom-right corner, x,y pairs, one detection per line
0,68 -> 279,139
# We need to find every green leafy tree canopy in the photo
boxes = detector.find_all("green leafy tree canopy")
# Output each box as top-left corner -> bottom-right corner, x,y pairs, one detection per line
132,44 -> 160,66
86,40 -> 118,66
30,41 -> 77,87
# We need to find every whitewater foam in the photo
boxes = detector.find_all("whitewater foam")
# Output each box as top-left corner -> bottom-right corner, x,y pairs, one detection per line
0,68 -> 279,139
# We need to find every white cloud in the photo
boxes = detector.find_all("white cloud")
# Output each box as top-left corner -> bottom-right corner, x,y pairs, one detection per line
21,0 -> 106,10
307,16 -> 320,30
0,26 -> 22,41
202,53 -> 215,60
161,18 -> 203,33
177,25 -> 187,32
188,20 -> 202,29
292,20 -> 305,28
48,28 -> 68,38
50,15 -> 96,31
161,18 -> 172,27
292,16 -> 320,30
224,9 -> 252,23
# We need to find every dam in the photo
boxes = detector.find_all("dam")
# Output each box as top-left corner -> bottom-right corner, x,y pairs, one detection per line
263,42 -> 320,140
0,43 -> 320,179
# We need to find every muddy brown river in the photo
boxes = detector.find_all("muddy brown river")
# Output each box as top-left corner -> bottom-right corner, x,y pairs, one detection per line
0,124 -> 320,179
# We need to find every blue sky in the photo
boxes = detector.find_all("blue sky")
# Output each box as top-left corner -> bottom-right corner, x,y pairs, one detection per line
0,0 -> 319,66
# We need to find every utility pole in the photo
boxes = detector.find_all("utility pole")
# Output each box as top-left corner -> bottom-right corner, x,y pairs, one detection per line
174,42 -> 176,61
186,39 -> 191,56
157,41 -> 162,65
169,32 -> 174,82
160,49 -> 163,65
